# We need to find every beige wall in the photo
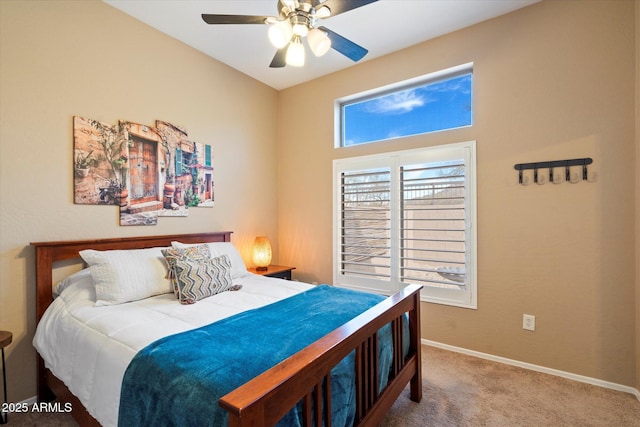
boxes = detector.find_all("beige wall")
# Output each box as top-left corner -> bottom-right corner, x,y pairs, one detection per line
0,0 -> 279,401
278,0 -> 638,387
1,0 -> 638,404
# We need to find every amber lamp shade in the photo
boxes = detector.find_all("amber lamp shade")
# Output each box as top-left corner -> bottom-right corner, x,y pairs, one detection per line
252,236 -> 272,271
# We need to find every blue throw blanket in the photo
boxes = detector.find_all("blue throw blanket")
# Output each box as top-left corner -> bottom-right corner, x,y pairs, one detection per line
118,285 -> 393,427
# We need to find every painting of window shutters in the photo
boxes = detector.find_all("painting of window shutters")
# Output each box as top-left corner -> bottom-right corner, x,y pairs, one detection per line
73,116 -> 214,227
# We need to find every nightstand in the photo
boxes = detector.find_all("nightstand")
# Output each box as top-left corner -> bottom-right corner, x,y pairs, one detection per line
249,265 -> 296,280
0,331 -> 12,425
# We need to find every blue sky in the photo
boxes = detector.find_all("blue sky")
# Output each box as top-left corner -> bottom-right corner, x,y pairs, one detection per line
343,73 -> 472,146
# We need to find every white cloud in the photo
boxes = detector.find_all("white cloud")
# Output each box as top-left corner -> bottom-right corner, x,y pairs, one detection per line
366,90 -> 429,114
359,74 -> 471,116
430,75 -> 472,94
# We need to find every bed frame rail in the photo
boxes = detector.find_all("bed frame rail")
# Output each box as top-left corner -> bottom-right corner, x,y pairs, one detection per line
219,284 -> 422,427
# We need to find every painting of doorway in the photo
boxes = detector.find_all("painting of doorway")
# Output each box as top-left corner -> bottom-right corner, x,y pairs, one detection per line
73,116 -> 213,226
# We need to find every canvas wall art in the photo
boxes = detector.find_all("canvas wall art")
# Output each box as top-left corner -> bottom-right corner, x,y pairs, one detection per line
73,116 -> 214,226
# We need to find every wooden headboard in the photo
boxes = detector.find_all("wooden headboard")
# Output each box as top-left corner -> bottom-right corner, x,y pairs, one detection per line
30,232 -> 232,322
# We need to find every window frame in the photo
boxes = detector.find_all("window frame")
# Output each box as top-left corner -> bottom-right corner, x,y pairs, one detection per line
333,141 -> 477,309
335,63 -> 473,148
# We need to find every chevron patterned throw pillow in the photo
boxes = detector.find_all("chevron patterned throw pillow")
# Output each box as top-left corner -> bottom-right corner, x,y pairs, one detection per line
162,244 -> 212,299
174,254 -> 234,304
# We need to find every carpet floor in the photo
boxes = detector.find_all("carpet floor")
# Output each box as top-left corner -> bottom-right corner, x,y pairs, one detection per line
7,345 -> 640,426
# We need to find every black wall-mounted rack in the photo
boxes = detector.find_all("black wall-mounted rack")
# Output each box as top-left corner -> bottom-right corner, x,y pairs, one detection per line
514,158 -> 593,184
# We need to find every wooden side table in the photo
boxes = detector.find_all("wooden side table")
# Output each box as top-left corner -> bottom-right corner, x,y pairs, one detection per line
0,331 -> 12,425
249,265 -> 296,280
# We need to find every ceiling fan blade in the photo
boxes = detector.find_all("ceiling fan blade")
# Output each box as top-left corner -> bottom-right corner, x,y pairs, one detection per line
318,26 -> 368,62
201,14 -> 270,25
317,0 -> 378,17
269,48 -> 287,68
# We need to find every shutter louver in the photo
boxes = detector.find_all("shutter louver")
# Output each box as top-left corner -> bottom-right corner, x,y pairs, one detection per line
400,161 -> 466,288
340,168 -> 391,280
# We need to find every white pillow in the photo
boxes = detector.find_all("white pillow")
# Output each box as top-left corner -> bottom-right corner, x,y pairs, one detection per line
80,247 -> 171,306
54,268 -> 93,298
171,241 -> 249,279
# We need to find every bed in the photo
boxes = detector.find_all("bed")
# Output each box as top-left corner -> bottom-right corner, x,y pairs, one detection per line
31,232 -> 422,427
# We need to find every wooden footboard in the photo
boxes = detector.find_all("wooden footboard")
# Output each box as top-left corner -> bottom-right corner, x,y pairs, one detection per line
31,232 -> 422,427
220,284 -> 422,427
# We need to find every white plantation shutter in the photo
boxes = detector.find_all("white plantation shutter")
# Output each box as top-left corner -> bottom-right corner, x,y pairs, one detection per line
334,142 -> 477,308
400,161 -> 466,287
340,168 -> 391,283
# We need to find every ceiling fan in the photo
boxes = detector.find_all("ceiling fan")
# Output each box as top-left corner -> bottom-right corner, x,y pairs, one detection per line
202,0 -> 378,68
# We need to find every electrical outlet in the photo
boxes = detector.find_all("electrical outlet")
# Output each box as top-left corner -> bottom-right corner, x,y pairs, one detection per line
523,314 -> 536,331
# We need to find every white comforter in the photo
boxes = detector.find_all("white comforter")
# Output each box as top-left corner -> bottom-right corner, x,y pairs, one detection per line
33,272 -> 313,427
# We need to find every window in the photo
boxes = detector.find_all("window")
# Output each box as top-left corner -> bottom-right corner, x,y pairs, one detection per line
333,142 -> 477,308
175,148 -> 194,177
337,64 -> 472,147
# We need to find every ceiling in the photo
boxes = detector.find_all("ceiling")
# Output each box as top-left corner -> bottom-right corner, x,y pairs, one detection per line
103,0 -> 538,90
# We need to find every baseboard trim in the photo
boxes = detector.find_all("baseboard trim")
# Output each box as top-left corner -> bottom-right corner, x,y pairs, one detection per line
20,396 -> 38,405
423,339 -> 640,402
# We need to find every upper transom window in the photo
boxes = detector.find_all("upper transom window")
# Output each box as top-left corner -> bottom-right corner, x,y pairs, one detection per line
337,64 -> 473,147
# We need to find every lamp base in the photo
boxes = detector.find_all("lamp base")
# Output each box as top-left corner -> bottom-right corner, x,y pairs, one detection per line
255,266 -> 269,272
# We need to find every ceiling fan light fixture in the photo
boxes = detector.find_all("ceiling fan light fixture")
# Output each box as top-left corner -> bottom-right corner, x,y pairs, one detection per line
315,5 -> 331,19
292,22 -> 309,37
268,20 -> 292,49
281,0 -> 296,11
307,28 -> 331,56
286,36 -> 305,67
202,0 -> 378,68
